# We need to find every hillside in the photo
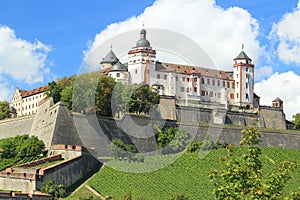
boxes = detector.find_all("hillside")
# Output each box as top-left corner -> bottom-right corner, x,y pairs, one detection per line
67,147 -> 300,199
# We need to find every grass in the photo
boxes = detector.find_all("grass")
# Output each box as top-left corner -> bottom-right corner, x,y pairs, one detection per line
66,147 -> 300,200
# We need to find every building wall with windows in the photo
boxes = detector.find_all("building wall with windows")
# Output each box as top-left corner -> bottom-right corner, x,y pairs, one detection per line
10,86 -> 48,117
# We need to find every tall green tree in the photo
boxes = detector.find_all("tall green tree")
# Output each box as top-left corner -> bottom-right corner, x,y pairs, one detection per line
0,101 -> 11,120
292,113 -> 300,130
209,120 -> 300,199
128,84 -> 159,114
95,75 -> 116,116
61,86 -> 73,111
46,81 -> 63,104
41,180 -> 66,198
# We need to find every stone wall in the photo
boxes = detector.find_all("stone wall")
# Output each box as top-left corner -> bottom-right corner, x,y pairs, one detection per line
0,98 -> 82,150
259,106 -> 286,130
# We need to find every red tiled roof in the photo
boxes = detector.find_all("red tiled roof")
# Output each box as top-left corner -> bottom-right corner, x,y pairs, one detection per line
21,85 -> 48,98
156,62 -> 234,80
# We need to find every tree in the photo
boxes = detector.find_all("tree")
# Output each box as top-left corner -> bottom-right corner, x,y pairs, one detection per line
41,179 -> 66,198
292,113 -> 300,130
61,86 -> 73,111
46,81 -> 62,104
95,75 -> 116,116
128,84 -> 160,114
0,101 -> 10,120
209,120 -> 300,199
156,127 -> 191,154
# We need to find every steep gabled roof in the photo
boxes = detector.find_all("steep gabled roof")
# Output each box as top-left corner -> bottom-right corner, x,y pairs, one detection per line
100,50 -> 119,64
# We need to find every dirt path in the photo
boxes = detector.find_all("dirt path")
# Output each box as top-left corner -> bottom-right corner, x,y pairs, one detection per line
85,185 -> 103,198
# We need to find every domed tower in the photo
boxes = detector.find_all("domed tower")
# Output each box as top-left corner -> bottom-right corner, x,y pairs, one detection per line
100,49 -> 119,69
127,29 -> 156,84
233,48 -> 254,108
108,62 -> 129,85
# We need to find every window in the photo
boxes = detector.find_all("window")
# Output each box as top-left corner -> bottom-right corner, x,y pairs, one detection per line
176,76 -> 178,81
246,68 -> 249,72
223,81 -> 225,87
246,74 -> 248,78
227,82 -> 230,88
201,78 -> 205,84
182,77 -> 185,82
201,90 -> 206,96
187,78 -> 190,82
246,82 -> 248,88
157,74 -> 160,79
180,87 -> 184,92
237,93 -> 239,98
194,78 -> 197,82
246,94 -> 249,99
212,79 -> 215,86
237,82 -> 239,88
187,87 -> 189,92
207,78 -> 210,85
230,93 -> 234,99
164,75 -> 167,80
232,83 -> 235,88
236,74 -> 239,79
32,104 -> 34,108
194,87 -> 197,92
116,73 -> 120,77
217,80 -> 220,86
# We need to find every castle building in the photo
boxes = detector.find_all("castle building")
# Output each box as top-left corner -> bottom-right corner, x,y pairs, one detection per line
101,29 -> 255,108
10,85 -> 48,117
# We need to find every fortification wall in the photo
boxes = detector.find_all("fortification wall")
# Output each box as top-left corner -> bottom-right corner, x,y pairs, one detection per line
0,115 -> 34,139
259,107 -> 286,130
0,174 -> 37,193
0,99 -> 82,150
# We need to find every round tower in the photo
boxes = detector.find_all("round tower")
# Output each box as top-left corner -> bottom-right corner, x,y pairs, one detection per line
233,48 -> 254,108
108,62 -> 129,85
127,29 -> 156,84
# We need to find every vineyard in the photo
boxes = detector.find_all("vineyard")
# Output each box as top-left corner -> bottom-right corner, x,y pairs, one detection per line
68,147 -> 300,199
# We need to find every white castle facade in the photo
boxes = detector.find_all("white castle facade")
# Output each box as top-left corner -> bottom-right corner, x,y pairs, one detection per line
100,29 -> 255,109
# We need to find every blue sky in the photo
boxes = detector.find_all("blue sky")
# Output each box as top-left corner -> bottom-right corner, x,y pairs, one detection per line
1,0 -> 300,119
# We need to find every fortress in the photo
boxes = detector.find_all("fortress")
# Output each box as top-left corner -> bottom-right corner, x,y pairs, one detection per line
0,29 -> 299,198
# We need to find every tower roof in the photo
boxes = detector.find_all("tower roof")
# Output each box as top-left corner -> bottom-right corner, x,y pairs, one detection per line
272,97 -> 283,102
136,29 -> 151,47
110,62 -> 127,72
234,50 -> 251,60
100,50 -> 119,64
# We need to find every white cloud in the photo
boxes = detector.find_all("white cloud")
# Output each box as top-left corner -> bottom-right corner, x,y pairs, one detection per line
271,3 -> 300,64
255,71 -> 300,120
0,25 -> 52,101
0,26 -> 51,84
255,66 -> 273,81
84,0 -> 262,70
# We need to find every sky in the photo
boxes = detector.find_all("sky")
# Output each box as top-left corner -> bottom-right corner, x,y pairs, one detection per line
0,0 -> 300,120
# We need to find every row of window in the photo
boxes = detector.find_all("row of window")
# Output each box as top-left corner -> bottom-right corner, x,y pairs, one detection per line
22,103 -> 38,111
156,74 -> 235,89
236,73 -> 250,79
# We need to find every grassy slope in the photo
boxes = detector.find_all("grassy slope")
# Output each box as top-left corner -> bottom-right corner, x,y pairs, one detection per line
69,147 -> 300,200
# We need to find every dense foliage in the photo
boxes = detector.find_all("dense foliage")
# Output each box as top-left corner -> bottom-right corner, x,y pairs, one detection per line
156,127 -> 192,154
209,122 -> 300,199
292,113 -> 300,130
0,101 -> 11,120
41,179 -> 66,198
47,73 -> 160,117
0,135 -> 46,170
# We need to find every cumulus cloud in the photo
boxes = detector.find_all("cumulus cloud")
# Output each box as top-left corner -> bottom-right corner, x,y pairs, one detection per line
271,2 -> 300,64
84,0 -> 262,70
255,71 -> 300,120
0,25 -> 51,101
255,66 -> 273,81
